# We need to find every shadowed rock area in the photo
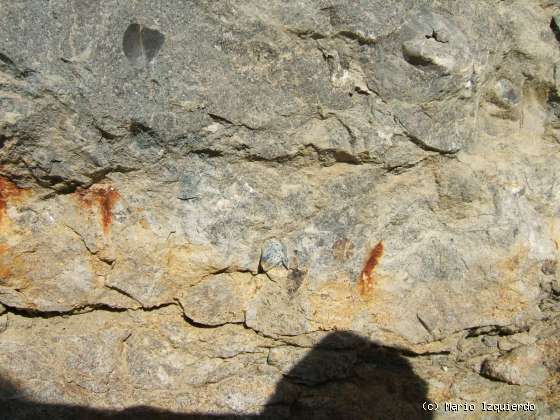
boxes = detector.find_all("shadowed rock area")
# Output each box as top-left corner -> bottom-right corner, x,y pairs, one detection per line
0,0 -> 559,418
0,332 -> 432,419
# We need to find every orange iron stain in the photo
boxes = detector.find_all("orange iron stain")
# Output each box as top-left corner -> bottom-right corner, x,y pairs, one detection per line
0,176 -> 29,224
358,240 -> 384,296
0,263 -> 9,279
76,185 -> 120,234
0,263 -> 10,279
0,244 -> 10,278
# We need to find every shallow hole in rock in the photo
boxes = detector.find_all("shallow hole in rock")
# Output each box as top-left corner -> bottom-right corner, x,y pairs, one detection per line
122,23 -> 165,65
141,27 -> 165,62
122,23 -> 143,63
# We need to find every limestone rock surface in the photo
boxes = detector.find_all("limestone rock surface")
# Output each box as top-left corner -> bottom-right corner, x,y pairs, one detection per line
0,0 -> 559,418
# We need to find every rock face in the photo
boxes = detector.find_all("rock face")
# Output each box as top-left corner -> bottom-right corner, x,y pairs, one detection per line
0,0 -> 559,418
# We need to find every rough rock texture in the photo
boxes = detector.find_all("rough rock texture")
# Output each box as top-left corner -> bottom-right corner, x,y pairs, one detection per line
0,0 -> 559,418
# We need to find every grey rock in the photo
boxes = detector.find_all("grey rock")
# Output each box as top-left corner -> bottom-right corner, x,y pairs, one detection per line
492,79 -> 521,108
481,346 -> 548,386
0,0 -> 560,417
179,273 -> 264,326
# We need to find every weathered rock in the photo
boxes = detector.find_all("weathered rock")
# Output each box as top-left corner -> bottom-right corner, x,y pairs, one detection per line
268,346 -> 357,385
481,346 -> 549,386
0,309 -> 6,334
179,272 -> 264,326
0,0 -> 560,417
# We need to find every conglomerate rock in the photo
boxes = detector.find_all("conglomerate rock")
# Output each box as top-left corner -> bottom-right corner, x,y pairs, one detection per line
0,1 -> 559,418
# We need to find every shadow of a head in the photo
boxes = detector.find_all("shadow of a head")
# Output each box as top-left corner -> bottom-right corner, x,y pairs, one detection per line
260,331 -> 433,419
0,331 -> 432,420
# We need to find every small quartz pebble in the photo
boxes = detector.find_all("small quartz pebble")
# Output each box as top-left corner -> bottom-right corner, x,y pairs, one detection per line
259,239 -> 288,272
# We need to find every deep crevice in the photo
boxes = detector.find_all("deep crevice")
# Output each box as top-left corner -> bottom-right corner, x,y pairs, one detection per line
336,30 -> 376,45
404,132 -> 459,155
465,324 -> 528,338
0,300 -> 179,320
190,148 -> 224,158
0,302 -> 128,319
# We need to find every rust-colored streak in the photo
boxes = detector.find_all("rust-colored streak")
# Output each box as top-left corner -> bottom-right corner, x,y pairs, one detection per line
0,244 -> 10,279
97,187 -> 120,233
76,186 -> 120,234
0,176 -> 28,223
76,189 -> 92,208
358,240 -> 384,296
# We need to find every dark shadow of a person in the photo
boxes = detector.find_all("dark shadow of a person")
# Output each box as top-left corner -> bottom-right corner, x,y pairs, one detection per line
0,331 -> 433,420
260,331 -> 433,420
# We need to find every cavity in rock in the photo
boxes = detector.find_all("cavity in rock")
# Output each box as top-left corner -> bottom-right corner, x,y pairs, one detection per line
122,23 -> 165,66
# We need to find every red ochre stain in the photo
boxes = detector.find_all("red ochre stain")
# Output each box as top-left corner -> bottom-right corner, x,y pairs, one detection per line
0,176 -> 29,223
76,185 -> 120,234
358,240 -> 384,296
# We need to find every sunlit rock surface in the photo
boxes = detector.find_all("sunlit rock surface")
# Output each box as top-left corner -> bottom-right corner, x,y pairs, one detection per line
0,1 -> 559,418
